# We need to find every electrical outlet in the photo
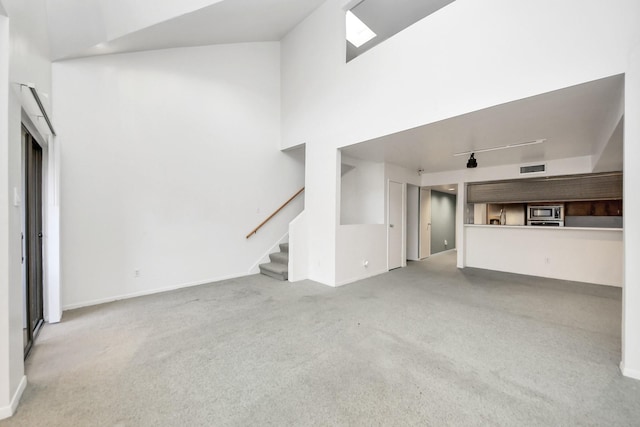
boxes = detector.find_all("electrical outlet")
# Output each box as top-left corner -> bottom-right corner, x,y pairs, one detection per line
444,239 -> 448,246
134,269 -> 141,278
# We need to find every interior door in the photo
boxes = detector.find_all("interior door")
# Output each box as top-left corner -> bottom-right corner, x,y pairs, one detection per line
420,188 -> 431,258
388,181 -> 403,270
23,127 -> 44,358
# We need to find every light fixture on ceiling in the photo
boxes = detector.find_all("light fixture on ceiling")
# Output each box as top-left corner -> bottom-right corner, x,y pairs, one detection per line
454,139 -> 546,157
345,10 -> 376,48
448,188 -> 455,191
417,168 -> 425,176
466,153 -> 477,168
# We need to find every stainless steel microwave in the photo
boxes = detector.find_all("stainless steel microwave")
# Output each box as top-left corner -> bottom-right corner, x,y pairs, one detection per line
527,205 -> 564,225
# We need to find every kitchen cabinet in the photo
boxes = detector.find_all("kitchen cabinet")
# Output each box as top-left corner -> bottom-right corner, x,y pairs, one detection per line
565,200 -> 622,216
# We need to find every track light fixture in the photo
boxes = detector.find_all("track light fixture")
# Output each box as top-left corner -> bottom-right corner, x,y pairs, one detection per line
467,153 -> 477,168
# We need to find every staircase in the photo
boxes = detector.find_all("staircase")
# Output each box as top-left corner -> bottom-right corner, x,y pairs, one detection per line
259,243 -> 289,281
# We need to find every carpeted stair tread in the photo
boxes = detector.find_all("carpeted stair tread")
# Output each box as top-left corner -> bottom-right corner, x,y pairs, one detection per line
269,251 -> 289,264
259,262 -> 288,281
259,242 -> 289,281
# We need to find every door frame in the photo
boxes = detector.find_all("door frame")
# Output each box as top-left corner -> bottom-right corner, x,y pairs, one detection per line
406,184 -> 420,261
22,125 -> 44,358
20,112 -> 62,347
419,187 -> 431,259
387,180 -> 405,270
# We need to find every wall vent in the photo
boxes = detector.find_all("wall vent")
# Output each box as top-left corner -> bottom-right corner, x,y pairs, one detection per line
520,163 -> 546,175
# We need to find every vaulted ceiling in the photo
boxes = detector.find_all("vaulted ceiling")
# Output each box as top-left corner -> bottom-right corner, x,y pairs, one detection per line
46,0 -> 326,60
44,1 -> 624,175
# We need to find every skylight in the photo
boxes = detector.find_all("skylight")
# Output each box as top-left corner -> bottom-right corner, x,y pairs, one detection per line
346,0 -> 456,62
345,10 -> 376,48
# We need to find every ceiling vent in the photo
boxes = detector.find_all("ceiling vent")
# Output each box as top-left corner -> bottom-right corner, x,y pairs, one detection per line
520,163 -> 546,175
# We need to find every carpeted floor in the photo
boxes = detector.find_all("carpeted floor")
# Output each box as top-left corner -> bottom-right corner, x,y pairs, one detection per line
2,251 -> 639,426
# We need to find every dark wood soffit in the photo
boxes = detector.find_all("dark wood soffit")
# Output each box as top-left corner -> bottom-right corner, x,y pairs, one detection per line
467,172 -> 623,204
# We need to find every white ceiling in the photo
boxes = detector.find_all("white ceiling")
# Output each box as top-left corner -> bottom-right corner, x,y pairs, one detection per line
341,75 -> 625,174
49,0 -> 326,60
93,0 -> 326,57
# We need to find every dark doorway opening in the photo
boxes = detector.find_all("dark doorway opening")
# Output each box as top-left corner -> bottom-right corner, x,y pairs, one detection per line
23,126 -> 44,359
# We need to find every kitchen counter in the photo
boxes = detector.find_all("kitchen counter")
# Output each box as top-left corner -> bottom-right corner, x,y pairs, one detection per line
465,224 -> 622,232
464,224 -> 622,287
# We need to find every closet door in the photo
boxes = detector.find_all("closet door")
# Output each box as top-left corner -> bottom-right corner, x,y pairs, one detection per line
23,127 -> 44,358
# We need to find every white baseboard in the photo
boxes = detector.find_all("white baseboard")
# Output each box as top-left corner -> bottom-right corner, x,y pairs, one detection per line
620,361 -> 640,380
62,272 -> 249,311
0,375 -> 27,420
334,268 -> 388,287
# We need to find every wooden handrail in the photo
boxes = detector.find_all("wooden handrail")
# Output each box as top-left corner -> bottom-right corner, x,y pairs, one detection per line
246,187 -> 305,239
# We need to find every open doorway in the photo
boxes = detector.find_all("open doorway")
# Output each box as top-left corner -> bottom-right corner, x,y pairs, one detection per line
22,126 -> 44,358
411,184 -> 457,259
430,189 -> 457,254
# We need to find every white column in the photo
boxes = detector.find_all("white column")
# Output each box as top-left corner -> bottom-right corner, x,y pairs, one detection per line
0,13 -> 13,417
622,42 -> 640,379
0,14 -> 27,420
305,142 -> 339,286
456,180 -> 465,268
45,136 -> 61,323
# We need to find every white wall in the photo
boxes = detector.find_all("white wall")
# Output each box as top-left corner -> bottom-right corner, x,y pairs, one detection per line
0,0 -> 52,418
288,210 -> 308,282
465,225 -> 623,287
282,0 -> 639,285
303,142 -> 339,285
0,10 -> 12,417
282,0 -> 639,151
336,224 -> 386,286
281,0 -> 640,375
340,154 -> 384,225
332,161 -> 419,285
622,42 -> 640,379
52,42 -> 304,309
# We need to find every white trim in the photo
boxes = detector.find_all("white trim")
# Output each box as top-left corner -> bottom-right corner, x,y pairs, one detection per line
419,248 -> 457,261
387,180 -> 405,270
334,268 -> 388,287
247,232 -> 289,275
429,248 -> 457,257
620,362 -> 640,380
44,135 -> 61,323
0,375 -> 27,420
62,272 -> 249,311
